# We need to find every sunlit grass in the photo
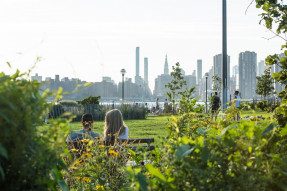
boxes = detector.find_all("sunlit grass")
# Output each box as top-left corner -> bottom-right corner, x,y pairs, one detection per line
69,115 -> 170,145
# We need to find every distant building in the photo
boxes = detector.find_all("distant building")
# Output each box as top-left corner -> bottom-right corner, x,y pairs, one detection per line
197,59 -> 202,85
239,51 -> 257,99
55,75 -> 60,83
102,76 -> 115,84
232,65 -> 239,90
213,54 -> 230,94
164,54 -> 169,75
135,47 -> 140,84
153,74 -> 172,97
31,73 -> 42,82
185,75 -> 196,89
257,60 -> 265,76
154,55 -> 171,98
144,57 -> 149,85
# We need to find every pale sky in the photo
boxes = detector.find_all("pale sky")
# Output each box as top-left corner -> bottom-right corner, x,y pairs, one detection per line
0,0 -> 285,90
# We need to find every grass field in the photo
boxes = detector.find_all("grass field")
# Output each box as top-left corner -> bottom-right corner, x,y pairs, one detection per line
68,115 -> 170,145
66,110 -> 273,145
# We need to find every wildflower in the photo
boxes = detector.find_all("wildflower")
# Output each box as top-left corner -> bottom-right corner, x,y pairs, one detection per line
108,148 -> 119,157
70,148 -> 79,152
81,139 -> 90,143
82,152 -> 92,158
95,185 -> 105,191
81,177 -> 91,183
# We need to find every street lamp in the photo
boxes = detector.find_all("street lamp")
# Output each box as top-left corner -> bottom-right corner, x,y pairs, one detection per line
222,0 -> 228,109
120,69 -> 126,103
205,72 -> 209,113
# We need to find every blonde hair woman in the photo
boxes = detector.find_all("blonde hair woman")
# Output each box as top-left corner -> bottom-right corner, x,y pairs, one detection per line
104,109 -> 129,144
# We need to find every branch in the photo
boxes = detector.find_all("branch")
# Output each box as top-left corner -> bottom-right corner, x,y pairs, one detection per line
261,24 -> 287,41
267,28 -> 287,41
245,0 -> 255,15
262,35 -> 278,40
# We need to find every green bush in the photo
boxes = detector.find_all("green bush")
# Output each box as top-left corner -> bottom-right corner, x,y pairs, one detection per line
53,102 -> 148,121
256,100 -> 279,112
128,113 -> 287,190
0,71 -> 68,190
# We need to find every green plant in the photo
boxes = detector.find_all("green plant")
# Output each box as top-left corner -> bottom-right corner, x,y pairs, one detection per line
128,112 -> 287,190
165,62 -> 196,114
256,67 -> 274,99
65,139 -> 131,190
0,70 -> 69,190
255,0 -> 287,126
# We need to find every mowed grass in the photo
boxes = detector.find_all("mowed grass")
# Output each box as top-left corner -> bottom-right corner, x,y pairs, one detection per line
69,115 -> 170,145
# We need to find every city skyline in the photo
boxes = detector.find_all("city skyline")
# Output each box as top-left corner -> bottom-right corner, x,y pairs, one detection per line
0,0 -> 284,91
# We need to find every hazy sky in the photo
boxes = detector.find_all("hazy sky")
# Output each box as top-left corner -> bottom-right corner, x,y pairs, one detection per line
0,0 -> 285,90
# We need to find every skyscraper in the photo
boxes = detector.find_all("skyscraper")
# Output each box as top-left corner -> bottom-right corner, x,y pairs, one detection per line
144,57 -> 148,85
135,47 -> 140,83
197,59 -> 202,85
273,53 -> 284,93
213,54 -> 230,93
257,60 -> 265,76
239,51 -> 257,99
164,54 -> 169,75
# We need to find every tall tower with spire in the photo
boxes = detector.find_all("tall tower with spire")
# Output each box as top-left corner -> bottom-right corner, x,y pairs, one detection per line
164,54 -> 169,75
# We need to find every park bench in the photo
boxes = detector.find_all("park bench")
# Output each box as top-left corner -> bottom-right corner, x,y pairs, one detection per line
67,137 -> 155,158
111,138 -> 155,151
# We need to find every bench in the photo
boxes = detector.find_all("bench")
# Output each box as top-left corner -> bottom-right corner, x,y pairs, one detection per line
67,137 -> 155,158
117,138 -> 155,151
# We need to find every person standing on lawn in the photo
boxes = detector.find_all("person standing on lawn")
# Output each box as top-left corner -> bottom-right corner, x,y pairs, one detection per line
211,92 -> 221,120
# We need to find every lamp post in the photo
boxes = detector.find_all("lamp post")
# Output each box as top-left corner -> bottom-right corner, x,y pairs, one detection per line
222,0 -> 228,109
120,69 -> 126,103
205,72 -> 209,113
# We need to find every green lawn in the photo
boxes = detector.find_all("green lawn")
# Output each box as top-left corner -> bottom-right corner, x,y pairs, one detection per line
66,110 -> 273,145
69,115 -> 170,145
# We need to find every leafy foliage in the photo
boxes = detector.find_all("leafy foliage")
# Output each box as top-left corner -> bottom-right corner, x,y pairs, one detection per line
256,67 -> 274,99
165,62 -> 197,114
212,75 -> 222,93
77,96 -> 101,105
128,112 -> 287,190
0,71 -> 69,190
256,0 -> 287,126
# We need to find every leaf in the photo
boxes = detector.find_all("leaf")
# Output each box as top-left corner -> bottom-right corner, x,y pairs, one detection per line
175,144 -> 194,160
136,173 -> 148,191
51,168 -> 69,191
6,62 -> 11,68
58,180 -> 69,191
0,144 -> 8,159
146,164 -> 166,182
262,123 -> 276,136
0,166 -> 4,180
196,127 -> 206,135
280,126 -> 287,136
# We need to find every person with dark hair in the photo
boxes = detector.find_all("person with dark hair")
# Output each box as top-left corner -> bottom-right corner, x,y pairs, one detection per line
66,113 -> 100,155
211,92 -> 221,120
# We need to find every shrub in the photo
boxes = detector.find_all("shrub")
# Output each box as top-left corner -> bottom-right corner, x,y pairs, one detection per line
0,71 -> 68,190
128,113 -> 287,190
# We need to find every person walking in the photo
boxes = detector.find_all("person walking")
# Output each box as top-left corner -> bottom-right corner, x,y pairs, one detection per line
234,90 -> 241,121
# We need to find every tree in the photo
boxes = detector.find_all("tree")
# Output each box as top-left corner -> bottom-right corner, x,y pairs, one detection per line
256,67 -> 274,99
255,0 -> 287,126
77,96 -> 101,115
165,62 -> 196,114
212,75 -> 222,93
